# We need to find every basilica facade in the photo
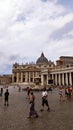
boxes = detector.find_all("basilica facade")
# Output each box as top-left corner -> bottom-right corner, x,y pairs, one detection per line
12,53 -> 73,87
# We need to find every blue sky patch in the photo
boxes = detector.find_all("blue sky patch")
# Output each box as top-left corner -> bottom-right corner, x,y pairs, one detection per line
58,0 -> 73,10
51,21 -> 73,40
41,0 -> 48,2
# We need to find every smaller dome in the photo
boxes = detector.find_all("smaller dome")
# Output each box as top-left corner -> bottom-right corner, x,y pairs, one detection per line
36,53 -> 48,65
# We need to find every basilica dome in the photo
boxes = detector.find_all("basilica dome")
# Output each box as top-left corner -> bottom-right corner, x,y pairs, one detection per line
36,53 -> 48,65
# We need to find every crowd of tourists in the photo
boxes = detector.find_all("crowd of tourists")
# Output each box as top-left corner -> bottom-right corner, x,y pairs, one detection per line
58,86 -> 72,102
0,85 -> 73,119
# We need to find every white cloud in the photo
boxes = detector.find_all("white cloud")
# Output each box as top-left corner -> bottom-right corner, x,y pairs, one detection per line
50,13 -> 73,29
64,30 -> 73,37
0,0 -> 73,74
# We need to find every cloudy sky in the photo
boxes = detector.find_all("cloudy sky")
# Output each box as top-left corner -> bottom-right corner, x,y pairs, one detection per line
0,0 -> 73,74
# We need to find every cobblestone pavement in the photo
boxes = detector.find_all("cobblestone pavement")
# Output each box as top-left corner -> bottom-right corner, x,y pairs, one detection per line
0,86 -> 73,130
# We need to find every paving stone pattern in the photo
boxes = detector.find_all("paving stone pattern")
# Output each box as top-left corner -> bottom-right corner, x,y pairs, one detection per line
0,86 -> 73,130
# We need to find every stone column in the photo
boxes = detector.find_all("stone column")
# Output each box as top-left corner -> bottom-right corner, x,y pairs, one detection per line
59,74 -> 61,85
36,72 -> 38,77
29,72 -> 30,82
69,72 -> 72,86
12,73 -> 14,83
41,74 -> 43,86
21,72 -> 23,82
66,73 -> 68,85
25,72 -> 28,82
55,74 -> 57,86
17,73 -> 19,83
33,72 -> 34,82
62,73 -> 64,86
47,75 -> 48,85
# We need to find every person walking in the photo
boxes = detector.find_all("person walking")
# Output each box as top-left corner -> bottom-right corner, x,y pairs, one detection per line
40,87 -> 50,111
28,92 -> 38,118
0,87 -> 3,96
4,89 -> 9,106
26,87 -> 31,99
67,86 -> 72,99
58,86 -> 65,102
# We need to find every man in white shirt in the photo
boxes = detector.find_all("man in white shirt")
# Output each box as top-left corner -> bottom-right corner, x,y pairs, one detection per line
40,87 -> 50,111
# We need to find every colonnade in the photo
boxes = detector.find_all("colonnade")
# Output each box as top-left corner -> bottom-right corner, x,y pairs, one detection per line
12,71 -> 40,83
51,72 -> 73,86
12,71 -> 73,86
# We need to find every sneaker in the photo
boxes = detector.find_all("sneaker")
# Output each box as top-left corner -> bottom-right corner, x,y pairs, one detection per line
47,108 -> 50,112
40,109 -> 44,111
35,115 -> 39,118
27,116 -> 31,118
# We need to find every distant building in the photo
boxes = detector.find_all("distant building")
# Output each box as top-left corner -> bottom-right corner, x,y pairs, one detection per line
12,53 -> 73,87
0,75 -> 12,85
0,53 -> 73,87
56,56 -> 73,66
12,53 -> 54,87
